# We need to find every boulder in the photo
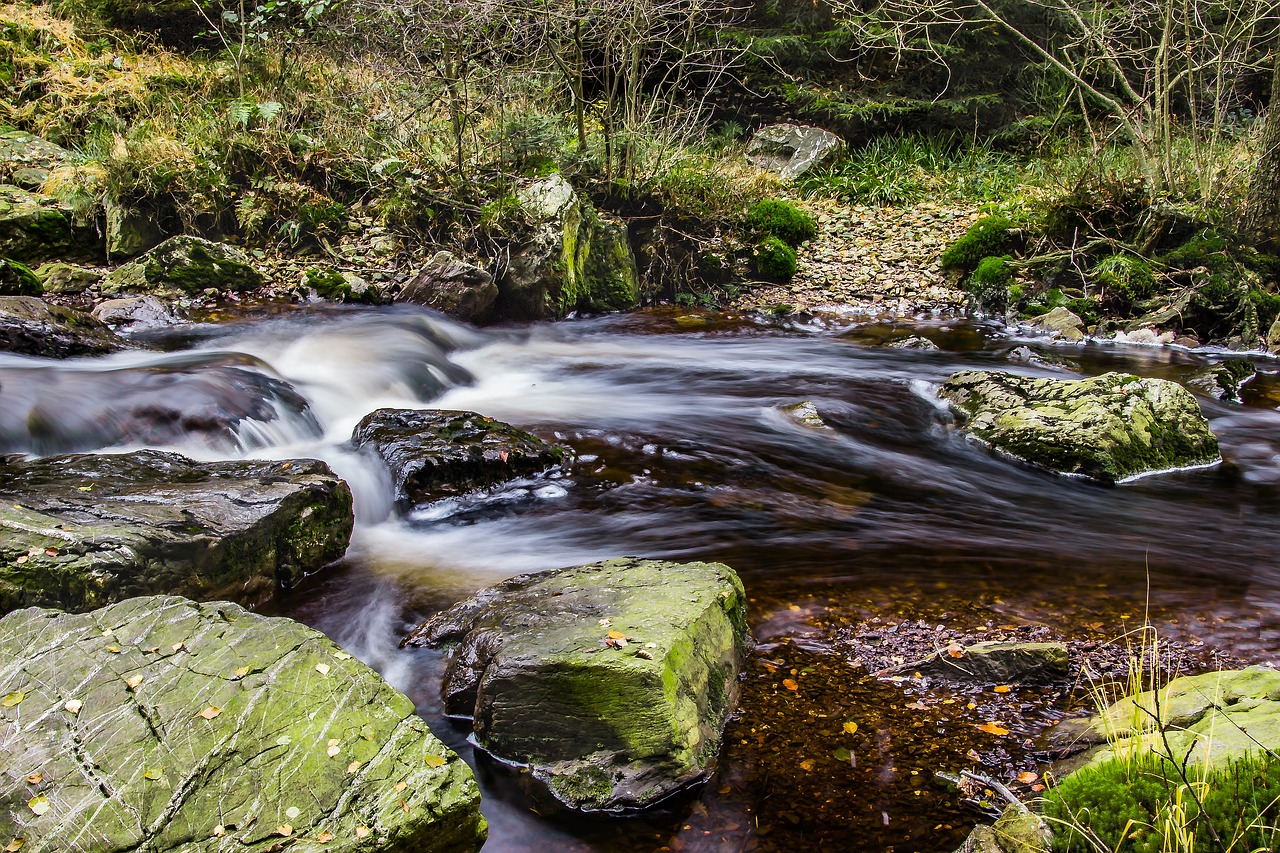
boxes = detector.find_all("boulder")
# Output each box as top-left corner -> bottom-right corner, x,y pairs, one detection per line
939,370 -> 1221,482
745,123 -> 844,180
403,558 -> 750,811
33,261 -> 101,294
779,400 -> 830,430
298,267 -> 385,304
0,131 -> 73,191
1185,358 -> 1256,402
0,258 -> 41,295
101,236 -> 263,297
0,595 -> 486,853
105,201 -> 164,259
398,251 -> 497,323
495,176 -> 639,322
0,296 -> 123,357
0,451 -> 353,615
953,805 -> 1051,853
888,641 -> 1068,683
91,295 -> 184,333
1026,307 -> 1084,342
886,335 -> 939,350
0,184 -> 100,264
1269,315 -> 1280,355
351,409 -> 569,506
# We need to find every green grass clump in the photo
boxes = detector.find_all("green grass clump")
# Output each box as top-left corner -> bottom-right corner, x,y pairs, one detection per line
1092,254 -> 1155,308
1045,752 -> 1280,853
940,216 -> 1015,271
746,199 -> 816,247
754,235 -> 797,281
965,254 -> 1013,312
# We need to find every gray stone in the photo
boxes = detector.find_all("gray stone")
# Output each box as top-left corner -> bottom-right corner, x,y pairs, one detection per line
350,408 -> 570,507
398,251 -> 497,323
0,451 -> 353,615
887,335 -> 939,350
892,641 -> 1068,683
403,557 -> 750,811
1269,315 -> 1280,355
102,236 -> 263,297
91,295 -> 183,332
0,131 -> 73,191
939,370 -> 1221,482
1185,359 -> 1256,402
0,296 -> 122,357
105,201 -> 164,259
780,400 -> 830,430
745,123 -> 844,180
33,262 -> 101,294
1027,307 -> 1084,342
0,595 -> 486,853
0,184 -> 101,264
953,805 -> 1051,853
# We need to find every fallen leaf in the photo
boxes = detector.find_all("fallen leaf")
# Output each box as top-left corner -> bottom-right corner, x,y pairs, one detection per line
1031,783 -> 1045,792
947,644 -> 965,658
833,747 -> 853,763
27,796 -> 48,816
276,735 -> 292,746
5,839 -> 24,851
285,807 -> 300,820
212,826 -> 225,838
355,826 -> 370,839
423,755 -> 446,768
105,646 -> 120,654
15,556 -> 26,564
125,675 -> 144,690
63,700 -> 81,715
171,642 -> 183,652
782,679 -> 799,691
800,759 -> 815,771
1016,771 -> 1039,784
843,720 -> 858,735
316,831 -> 334,842
993,685 -> 1012,694
25,773 -> 41,785
332,652 -> 352,661
327,745 -> 340,757
199,706 -> 222,720
360,725 -> 376,741
499,450 -> 509,463
606,630 -> 625,640
2,691 -> 23,707
399,800 -> 409,814
277,824 -> 292,837
315,663 -> 331,676
346,760 -> 361,774
143,768 -> 163,781
234,666 -> 249,678
395,781 -> 407,792
976,722 -> 1010,736
44,549 -> 57,557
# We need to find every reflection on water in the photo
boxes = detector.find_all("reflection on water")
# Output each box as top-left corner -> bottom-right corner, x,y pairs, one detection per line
3,305 -> 1280,851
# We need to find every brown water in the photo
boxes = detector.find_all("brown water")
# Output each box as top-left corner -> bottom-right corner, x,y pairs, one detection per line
4,305 -> 1280,851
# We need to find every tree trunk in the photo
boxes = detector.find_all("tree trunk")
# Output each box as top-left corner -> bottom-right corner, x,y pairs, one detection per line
1245,49 -> 1280,247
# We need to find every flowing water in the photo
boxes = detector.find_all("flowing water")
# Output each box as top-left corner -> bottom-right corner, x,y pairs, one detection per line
4,304 -> 1280,852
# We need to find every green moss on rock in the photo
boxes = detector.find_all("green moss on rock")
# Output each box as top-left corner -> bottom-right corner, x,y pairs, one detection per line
102,235 -> 264,297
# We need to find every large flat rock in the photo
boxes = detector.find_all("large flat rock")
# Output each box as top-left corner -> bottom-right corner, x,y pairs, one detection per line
0,296 -> 123,357
404,558 -> 750,811
0,596 -> 486,853
939,370 -> 1220,482
0,451 -> 353,614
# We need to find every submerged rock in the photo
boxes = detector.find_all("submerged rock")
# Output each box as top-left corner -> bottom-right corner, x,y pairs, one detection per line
780,400 -> 831,430
398,251 -> 498,323
889,641 -> 1068,684
351,408 -> 570,506
939,370 -> 1220,482
886,335 -> 939,350
0,451 -> 353,614
0,595 -> 486,853
0,296 -> 123,357
404,558 -> 749,812
745,123 -> 843,180
101,236 -> 263,297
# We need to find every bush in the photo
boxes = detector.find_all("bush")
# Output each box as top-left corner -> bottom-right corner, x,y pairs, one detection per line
1045,752 -> 1280,853
940,215 -> 1015,271
746,199 -> 816,247
754,236 -> 798,281
1092,254 -> 1155,310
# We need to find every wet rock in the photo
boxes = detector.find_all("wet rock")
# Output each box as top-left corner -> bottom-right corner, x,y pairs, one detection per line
105,201 -> 164,259
891,641 -> 1068,684
939,370 -> 1221,482
0,296 -> 123,357
1006,346 -> 1073,370
886,335 -> 939,350
780,400 -> 830,430
0,257 -> 41,295
398,251 -> 497,322
0,131 -> 73,191
33,261 -> 101,294
0,184 -> 101,264
1026,307 -> 1084,342
954,805 -> 1051,853
1269,315 -> 1280,355
91,295 -> 184,332
350,408 -> 569,506
745,123 -> 844,180
1112,326 -> 1175,346
297,266 -> 385,304
496,176 -> 639,322
0,595 -> 486,853
101,236 -> 264,297
1185,358 -> 1256,402
403,557 -> 750,811
0,451 -> 353,614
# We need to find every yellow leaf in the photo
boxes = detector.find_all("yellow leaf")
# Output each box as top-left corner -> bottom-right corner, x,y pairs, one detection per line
947,644 -> 966,658
143,768 -> 162,781
44,549 -> 57,557
423,754 -> 447,768
976,722 -> 1010,736
1016,771 -> 1039,784
399,800 -> 410,814
125,675 -> 144,690
395,781 -> 407,792
106,646 -> 120,654
5,839 -> 24,851
234,666 -> 249,678
277,824 -> 292,837
63,700 -> 81,715
782,678 -> 799,691
606,630 -> 625,640
199,706 -> 222,721
355,826 -> 370,839
15,556 -> 26,564
171,641 -> 184,652
25,773 -> 41,785
843,720 -> 858,735
326,745 -> 340,757
285,806 -> 300,820
316,831 -> 334,843
2,691 -> 23,707
346,760 -> 361,774
315,663 -> 331,676
327,738 -> 340,746
27,796 -> 48,816
799,759 -> 815,771
993,685 -> 1012,694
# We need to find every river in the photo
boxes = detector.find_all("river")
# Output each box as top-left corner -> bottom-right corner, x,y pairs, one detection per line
3,304 -> 1279,852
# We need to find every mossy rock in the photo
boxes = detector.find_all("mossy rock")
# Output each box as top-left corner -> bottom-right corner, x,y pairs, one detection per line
940,216 -> 1015,272
0,131 -> 72,191
0,257 -> 41,295
753,236 -> 798,281
745,199 -> 817,247
101,236 -> 264,297
0,595 -> 486,853
404,558 -> 751,811
939,370 -> 1220,482
0,295 -> 122,357
33,261 -> 101,294
0,184 -> 101,264
0,451 -> 353,615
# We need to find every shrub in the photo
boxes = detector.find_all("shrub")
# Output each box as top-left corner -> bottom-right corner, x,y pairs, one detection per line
746,199 -> 816,247
1092,254 -> 1155,307
754,236 -> 798,281
940,216 -> 1014,271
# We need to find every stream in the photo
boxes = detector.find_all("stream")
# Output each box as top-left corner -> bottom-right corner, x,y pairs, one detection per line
3,304 -> 1280,852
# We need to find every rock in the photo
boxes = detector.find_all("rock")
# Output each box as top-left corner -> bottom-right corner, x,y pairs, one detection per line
1185,358 -> 1257,402
780,400 -> 830,430
1006,346 -> 1073,370
91,295 -> 184,332
0,296 -> 123,357
1026,307 -> 1084,342
1113,326 -> 1175,346
953,805 -> 1051,853
298,266 -> 385,304
397,251 -> 497,322
745,123 -> 844,180
0,131 -> 73,191
0,184 -> 101,264
939,370 -> 1221,482
886,335 -> 939,350
105,200 -> 164,258
890,641 -> 1068,683
0,595 -> 486,853
101,236 -> 263,297
1269,315 -> 1280,355
403,558 -> 750,811
495,176 -> 639,322
350,409 -> 569,506
0,451 -> 353,614
33,261 -> 101,294
0,257 -> 41,295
